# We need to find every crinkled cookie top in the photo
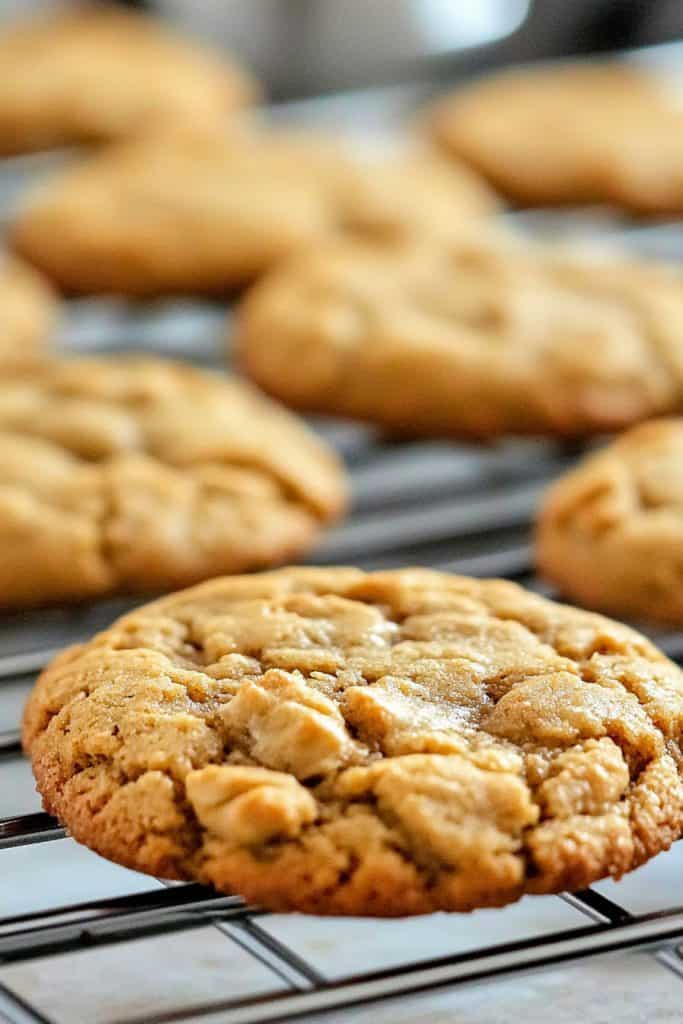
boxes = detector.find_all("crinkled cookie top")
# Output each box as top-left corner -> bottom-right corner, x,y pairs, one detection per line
24,567 -> 683,915
0,357 -> 346,607
238,233 -> 683,439
538,417 -> 683,623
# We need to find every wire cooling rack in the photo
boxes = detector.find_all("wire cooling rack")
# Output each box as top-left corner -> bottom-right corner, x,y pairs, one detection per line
3,73 -> 683,1024
2,282 -> 683,1023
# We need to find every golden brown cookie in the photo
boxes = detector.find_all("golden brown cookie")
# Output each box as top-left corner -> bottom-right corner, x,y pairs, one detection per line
0,255 -> 57,371
238,233 -> 683,440
0,7 -> 256,155
538,419 -> 683,624
428,62 -> 683,213
23,567 -> 683,915
0,357 -> 346,608
340,148 -> 499,239
10,130 -> 497,295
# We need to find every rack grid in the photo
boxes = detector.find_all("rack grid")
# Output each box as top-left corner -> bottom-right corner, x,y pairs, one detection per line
3,350 -> 683,1022
2,77 -> 683,1024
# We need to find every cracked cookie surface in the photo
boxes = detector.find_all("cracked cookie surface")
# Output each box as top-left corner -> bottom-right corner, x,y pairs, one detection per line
0,256 -> 57,371
0,7 -> 255,156
428,62 -> 683,213
238,234 -> 683,439
23,567 -> 683,915
538,418 -> 683,624
0,357 -> 346,608
11,130 -> 497,295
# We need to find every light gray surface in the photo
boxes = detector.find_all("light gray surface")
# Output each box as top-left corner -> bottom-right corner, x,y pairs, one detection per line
0,676 -> 32,733
0,756 -> 39,819
1,925 -> 286,1024
594,841 -> 683,916
0,839 -> 161,918
296,952 -> 683,1024
259,897 -> 586,980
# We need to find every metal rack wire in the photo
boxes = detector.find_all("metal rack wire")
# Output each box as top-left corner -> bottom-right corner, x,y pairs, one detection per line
2,75 -> 683,1024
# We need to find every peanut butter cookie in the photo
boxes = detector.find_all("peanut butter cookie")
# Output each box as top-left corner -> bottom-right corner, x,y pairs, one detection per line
23,567 -> 683,915
428,62 -> 683,213
0,7 -> 256,155
11,131 -> 497,295
0,357 -> 346,608
0,256 -> 57,371
238,234 -> 683,439
538,418 -> 683,624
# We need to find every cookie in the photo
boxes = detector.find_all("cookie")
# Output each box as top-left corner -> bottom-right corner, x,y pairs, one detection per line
428,62 -> 683,213
0,256 -> 57,371
11,130 -> 497,295
0,7 -> 256,155
0,356 -> 346,608
340,148 -> 499,238
23,566 -> 683,916
238,232 -> 683,440
538,419 -> 683,624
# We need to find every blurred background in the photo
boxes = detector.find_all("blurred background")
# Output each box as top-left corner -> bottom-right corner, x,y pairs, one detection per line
2,0 -> 682,98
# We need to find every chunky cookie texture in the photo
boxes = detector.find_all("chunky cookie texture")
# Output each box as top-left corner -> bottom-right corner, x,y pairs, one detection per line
238,234 -> 683,439
0,358 -> 346,608
23,568 -> 683,916
538,418 -> 683,624
0,7 -> 255,155
0,256 -> 57,371
429,62 -> 683,213
11,131 -> 496,295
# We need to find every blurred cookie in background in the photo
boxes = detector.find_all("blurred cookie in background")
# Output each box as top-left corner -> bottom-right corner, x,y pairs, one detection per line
0,355 -> 347,608
237,230 -> 683,440
340,148 -> 499,238
0,255 -> 57,371
10,128 -> 498,296
428,62 -> 683,214
0,4 -> 257,155
538,419 -> 683,624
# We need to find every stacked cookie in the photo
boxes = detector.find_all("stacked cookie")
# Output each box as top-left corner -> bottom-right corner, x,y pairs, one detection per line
2,10 -> 683,917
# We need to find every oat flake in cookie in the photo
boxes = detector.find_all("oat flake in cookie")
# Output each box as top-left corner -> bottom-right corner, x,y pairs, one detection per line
538,418 -> 683,624
0,357 -> 346,608
238,233 -> 683,440
23,568 -> 683,916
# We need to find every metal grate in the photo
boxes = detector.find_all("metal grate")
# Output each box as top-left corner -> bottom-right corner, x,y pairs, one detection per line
3,293 -> 683,1021
3,75 -> 683,1024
